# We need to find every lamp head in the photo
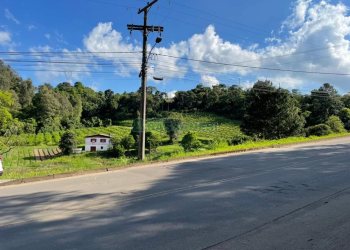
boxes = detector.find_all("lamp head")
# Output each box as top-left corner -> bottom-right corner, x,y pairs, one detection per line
155,37 -> 162,43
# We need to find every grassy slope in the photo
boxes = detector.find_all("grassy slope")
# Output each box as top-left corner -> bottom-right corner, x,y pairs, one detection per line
1,112 -> 349,180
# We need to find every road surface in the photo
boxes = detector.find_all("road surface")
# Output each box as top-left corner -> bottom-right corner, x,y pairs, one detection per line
1,137 -> 350,249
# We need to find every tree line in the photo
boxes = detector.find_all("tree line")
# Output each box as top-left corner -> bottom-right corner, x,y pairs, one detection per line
1,60 -> 350,140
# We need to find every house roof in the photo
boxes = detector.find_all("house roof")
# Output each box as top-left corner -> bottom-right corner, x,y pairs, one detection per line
85,134 -> 111,138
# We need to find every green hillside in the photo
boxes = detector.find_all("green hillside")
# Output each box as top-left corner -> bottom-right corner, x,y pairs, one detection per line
0,112 -> 242,179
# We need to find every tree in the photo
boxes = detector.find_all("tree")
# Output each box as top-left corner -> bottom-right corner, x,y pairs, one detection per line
339,108 -> 350,130
242,81 -> 305,139
0,123 -> 22,155
32,85 -> 62,131
18,79 -> 35,108
341,94 -> 350,108
164,117 -> 183,143
59,131 -> 77,155
305,83 -> 344,126
99,89 -> 119,121
0,91 -> 15,134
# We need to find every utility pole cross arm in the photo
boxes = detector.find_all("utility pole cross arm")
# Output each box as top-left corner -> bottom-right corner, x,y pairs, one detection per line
138,0 -> 159,14
127,25 -> 164,32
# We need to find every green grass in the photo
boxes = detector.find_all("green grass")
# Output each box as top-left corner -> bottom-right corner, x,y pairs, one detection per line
0,112 -> 349,181
151,132 -> 350,161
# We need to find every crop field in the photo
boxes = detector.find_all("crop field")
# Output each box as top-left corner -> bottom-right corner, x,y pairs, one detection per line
0,112 -> 244,179
147,112 -> 242,140
10,125 -> 132,147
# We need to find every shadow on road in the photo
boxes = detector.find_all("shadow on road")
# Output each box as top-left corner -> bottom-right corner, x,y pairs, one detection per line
1,143 -> 350,249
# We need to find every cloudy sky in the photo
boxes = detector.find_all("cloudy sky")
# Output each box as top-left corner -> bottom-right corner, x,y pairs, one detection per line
1,0 -> 350,94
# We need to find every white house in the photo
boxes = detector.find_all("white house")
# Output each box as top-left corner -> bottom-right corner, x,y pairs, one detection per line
85,134 -> 112,152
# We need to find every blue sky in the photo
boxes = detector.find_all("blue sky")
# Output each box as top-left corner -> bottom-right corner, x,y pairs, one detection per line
1,0 -> 350,94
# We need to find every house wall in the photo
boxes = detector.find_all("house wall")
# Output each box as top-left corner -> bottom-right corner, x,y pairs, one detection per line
85,137 -> 112,152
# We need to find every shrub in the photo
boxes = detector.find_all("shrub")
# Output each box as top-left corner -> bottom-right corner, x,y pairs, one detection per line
120,135 -> 135,150
146,131 -> 162,153
306,124 -> 332,136
180,132 -> 201,152
164,118 -> 182,143
59,131 -> 77,155
207,138 -> 222,149
110,137 -> 128,158
339,108 -> 350,131
35,133 -> 44,145
23,118 -> 37,134
103,119 -> 112,127
228,134 -> 251,146
52,132 -> 61,145
110,144 -> 125,158
44,132 -> 53,145
325,115 -> 346,133
131,118 -> 141,142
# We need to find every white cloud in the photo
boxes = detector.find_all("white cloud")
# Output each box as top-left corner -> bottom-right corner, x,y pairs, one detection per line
260,0 -> 350,91
282,0 -> 312,30
45,33 -> 51,40
84,22 -> 142,76
258,76 -> 304,89
187,25 -> 260,75
0,31 -> 11,45
166,90 -> 177,99
28,25 -> 37,31
151,41 -> 188,80
30,46 -> 91,84
200,75 -> 220,87
4,9 -> 20,24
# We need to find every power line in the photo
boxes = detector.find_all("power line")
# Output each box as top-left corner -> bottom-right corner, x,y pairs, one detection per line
0,51 -> 141,55
155,53 -> 350,76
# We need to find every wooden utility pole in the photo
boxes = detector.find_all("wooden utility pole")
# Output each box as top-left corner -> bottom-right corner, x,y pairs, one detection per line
127,0 -> 164,160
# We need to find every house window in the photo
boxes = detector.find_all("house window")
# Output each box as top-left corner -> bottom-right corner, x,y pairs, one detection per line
100,139 -> 107,143
91,139 -> 97,143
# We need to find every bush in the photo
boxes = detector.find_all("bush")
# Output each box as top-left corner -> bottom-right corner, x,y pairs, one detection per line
131,118 -> 141,142
110,137 -> 131,158
110,144 -> 125,158
35,133 -> 44,145
306,124 -> 332,136
120,135 -> 135,150
103,119 -> 112,127
228,134 -> 251,146
325,115 -> 346,133
164,118 -> 182,143
44,132 -> 53,145
23,118 -> 37,134
52,132 -> 61,145
180,132 -> 202,152
339,108 -> 350,131
146,131 -> 162,153
207,138 -> 222,149
59,131 -> 77,155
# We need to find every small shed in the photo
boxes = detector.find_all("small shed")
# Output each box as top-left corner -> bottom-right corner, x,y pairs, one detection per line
85,134 -> 112,152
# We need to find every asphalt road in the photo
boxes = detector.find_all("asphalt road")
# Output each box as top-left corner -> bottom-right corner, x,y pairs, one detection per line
1,137 -> 350,250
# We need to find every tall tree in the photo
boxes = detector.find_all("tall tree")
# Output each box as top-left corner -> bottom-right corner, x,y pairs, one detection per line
242,81 -> 305,139
304,83 -> 344,126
